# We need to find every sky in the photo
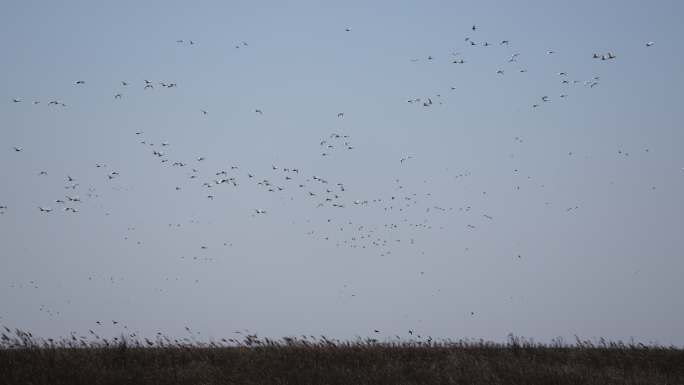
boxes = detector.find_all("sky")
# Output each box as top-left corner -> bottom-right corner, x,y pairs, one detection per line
1,0 -> 683,345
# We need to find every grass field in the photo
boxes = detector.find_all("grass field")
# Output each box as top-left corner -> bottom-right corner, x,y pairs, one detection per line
1,329 -> 682,385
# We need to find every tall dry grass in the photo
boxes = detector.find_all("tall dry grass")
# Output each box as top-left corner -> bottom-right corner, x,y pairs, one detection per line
1,328 -> 682,385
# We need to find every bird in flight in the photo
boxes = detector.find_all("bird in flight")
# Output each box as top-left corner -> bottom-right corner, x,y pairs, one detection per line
114,94 -> 122,99
255,109 -> 263,115
255,209 -> 267,214
12,98 -> 22,103
337,112 -> 344,118
345,27 -> 352,32
13,146 -> 22,152
201,110 -> 208,115
646,41 -> 655,47
74,80 -> 85,85
121,81 -> 129,86
38,207 -> 53,213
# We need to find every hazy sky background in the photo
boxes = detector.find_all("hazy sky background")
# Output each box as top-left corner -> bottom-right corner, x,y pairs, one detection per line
1,0 -> 683,345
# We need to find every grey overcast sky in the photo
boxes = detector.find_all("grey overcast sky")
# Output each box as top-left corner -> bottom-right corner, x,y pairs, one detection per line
1,0 -> 683,345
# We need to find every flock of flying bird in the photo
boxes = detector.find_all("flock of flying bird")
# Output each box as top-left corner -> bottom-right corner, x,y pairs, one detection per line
1,23 -> 665,338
